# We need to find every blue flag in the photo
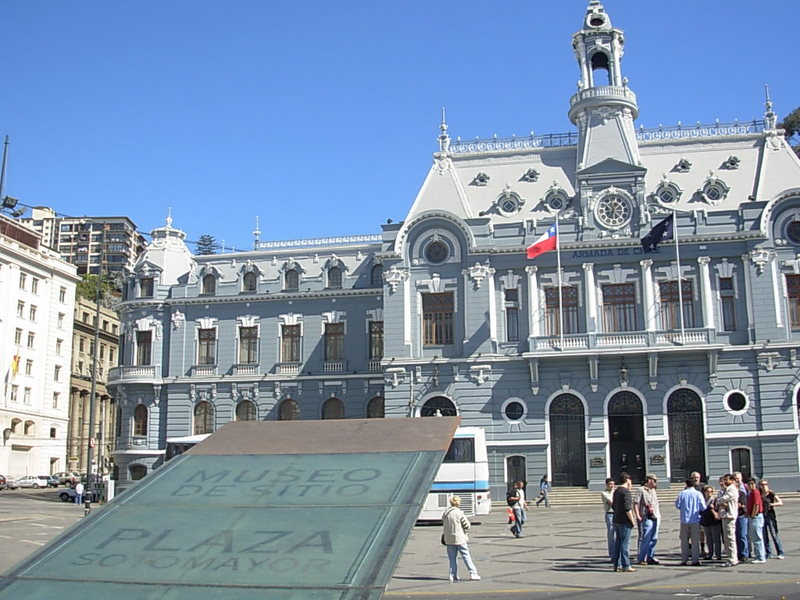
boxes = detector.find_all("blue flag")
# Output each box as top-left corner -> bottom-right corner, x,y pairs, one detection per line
641,214 -> 674,253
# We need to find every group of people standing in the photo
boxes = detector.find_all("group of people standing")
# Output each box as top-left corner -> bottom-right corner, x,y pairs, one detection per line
601,470 -> 785,571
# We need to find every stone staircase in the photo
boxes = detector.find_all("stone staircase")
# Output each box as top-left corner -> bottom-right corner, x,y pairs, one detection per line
508,484 -> 800,508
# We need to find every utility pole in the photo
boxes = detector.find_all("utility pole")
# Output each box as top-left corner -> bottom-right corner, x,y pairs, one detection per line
84,223 -> 108,515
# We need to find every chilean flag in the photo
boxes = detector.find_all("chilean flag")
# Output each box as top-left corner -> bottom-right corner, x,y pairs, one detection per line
527,223 -> 558,259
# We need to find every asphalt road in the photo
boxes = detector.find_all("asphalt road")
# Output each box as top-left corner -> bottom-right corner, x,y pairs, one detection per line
1,488 -> 799,599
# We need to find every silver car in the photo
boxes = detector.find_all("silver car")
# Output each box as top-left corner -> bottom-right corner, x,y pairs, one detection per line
15,475 -> 50,489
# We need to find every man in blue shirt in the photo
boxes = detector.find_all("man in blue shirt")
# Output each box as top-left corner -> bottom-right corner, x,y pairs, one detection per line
675,478 -> 707,565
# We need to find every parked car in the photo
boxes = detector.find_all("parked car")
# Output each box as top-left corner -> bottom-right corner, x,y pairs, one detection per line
44,475 -> 59,488
15,475 -> 51,489
1,475 -> 18,490
52,471 -> 79,486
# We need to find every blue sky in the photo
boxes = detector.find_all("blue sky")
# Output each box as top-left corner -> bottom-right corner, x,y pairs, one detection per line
2,1 -> 798,252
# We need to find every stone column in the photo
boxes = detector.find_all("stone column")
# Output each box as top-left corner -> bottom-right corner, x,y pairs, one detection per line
697,256 -> 713,328
640,259 -> 656,331
583,263 -> 597,332
525,266 -> 540,342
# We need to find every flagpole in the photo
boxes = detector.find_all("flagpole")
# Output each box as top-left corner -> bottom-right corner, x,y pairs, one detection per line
673,208 -> 685,342
555,220 -> 564,346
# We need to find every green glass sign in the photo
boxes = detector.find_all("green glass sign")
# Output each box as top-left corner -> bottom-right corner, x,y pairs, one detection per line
0,418 -> 459,600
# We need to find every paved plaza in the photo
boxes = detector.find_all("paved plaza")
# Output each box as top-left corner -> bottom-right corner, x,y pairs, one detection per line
2,489 -> 799,599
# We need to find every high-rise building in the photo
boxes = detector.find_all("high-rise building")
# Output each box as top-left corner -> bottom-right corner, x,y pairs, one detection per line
19,208 -> 145,278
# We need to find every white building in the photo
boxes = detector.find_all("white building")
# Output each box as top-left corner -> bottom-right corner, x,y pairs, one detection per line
1,214 -> 78,477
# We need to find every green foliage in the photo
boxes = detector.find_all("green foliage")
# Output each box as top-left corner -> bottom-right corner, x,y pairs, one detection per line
76,274 -> 117,303
196,234 -> 220,255
778,107 -> 800,158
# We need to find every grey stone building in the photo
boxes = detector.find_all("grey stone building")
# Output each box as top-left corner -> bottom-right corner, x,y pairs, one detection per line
109,1 -> 800,494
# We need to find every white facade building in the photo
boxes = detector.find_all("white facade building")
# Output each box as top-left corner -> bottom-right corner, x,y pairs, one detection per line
0,215 -> 78,477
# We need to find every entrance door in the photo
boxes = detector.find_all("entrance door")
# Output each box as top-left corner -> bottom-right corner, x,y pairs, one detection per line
667,389 -> 706,482
731,448 -> 752,480
506,455 -> 526,489
549,394 -> 587,486
608,391 -> 645,484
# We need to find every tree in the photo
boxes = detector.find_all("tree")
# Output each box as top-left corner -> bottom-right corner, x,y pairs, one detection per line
778,107 -> 800,158
76,274 -> 119,308
195,234 -> 220,255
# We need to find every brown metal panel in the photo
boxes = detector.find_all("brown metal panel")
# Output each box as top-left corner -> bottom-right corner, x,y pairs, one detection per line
188,417 -> 461,455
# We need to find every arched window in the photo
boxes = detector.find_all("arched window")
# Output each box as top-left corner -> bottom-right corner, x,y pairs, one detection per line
367,396 -> 384,418
194,401 -> 214,435
279,399 -> 300,421
243,272 -> 257,292
133,404 -> 148,436
129,465 -> 147,481
328,267 -> 342,289
236,400 -> 257,421
590,52 -> 611,85
370,264 -> 383,288
24,420 -> 35,435
420,396 -> 457,417
202,274 -> 216,295
322,398 -> 344,419
284,269 -> 299,292
10,418 -> 21,433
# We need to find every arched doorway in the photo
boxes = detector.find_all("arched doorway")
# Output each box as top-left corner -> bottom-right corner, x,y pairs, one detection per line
420,396 -> 457,417
608,391 -> 645,484
549,393 -> 587,487
667,389 -> 706,482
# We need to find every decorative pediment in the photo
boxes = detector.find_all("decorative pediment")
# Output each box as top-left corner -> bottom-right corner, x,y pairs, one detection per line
465,262 -> 494,289
280,258 -> 305,274
384,265 -> 409,294
197,264 -> 222,279
196,316 -> 217,329
577,157 -> 646,176
321,311 -> 347,324
134,260 -> 163,276
239,260 -> 262,275
236,314 -> 259,328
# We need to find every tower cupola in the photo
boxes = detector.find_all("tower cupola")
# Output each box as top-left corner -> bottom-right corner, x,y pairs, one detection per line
569,0 -> 641,170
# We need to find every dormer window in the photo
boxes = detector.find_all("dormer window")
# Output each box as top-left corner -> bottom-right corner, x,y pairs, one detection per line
700,174 -> 729,205
473,172 -> 490,186
370,264 -> 383,288
139,277 -> 154,298
284,269 -> 299,292
242,271 -> 257,292
653,179 -> 682,207
328,266 -> 342,289
201,274 -> 216,295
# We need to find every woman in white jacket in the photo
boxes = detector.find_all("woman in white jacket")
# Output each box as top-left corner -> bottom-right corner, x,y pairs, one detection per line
441,496 -> 481,582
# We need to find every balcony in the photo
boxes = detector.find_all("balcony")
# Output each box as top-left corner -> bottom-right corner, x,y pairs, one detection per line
107,365 -> 161,385
191,365 -> 217,376
323,361 -> 346,373
277,362 -> 301,375
368,360 -> 382,372
233,363 -> 259,376
528,327 -> 717,354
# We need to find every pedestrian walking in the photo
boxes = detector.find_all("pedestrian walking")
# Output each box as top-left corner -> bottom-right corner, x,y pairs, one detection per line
535,474 -> 550,508
634,474 -> 660,565
675,478 -> 706,565
507,481 -> 527,538
611,473 -> 637,572
758,479 -> 785,559
441,496 -> 481,582
600,477 -> 616,563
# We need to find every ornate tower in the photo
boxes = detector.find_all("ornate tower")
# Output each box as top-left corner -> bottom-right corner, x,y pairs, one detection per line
569,1 -> 647,238
569,0 -> 641,171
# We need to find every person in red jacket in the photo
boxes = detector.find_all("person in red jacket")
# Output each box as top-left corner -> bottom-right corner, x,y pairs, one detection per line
745,478 -> 765,563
